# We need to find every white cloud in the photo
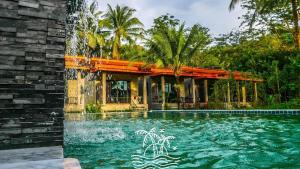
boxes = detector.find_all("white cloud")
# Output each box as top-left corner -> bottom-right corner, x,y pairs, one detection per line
92,0 -> 244,36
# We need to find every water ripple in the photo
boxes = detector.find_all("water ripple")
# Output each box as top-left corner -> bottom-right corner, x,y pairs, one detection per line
64,114 -> 300,168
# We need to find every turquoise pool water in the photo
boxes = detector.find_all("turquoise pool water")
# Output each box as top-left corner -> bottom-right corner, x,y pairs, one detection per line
64,112 -> 300,169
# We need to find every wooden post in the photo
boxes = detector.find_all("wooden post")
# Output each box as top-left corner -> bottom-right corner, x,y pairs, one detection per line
254,82 -> 258,102
102,72 -> 106,105
179,78 -> 185,98
161,76 -> 165,109
227,82 -> 231,104
130,78 -> 138,105
78,71 -> 85,110
242,83 -> 246,106
192,78 -> 196,104
227,82 -> 232,109
143,76 -> 148,105
236,81 -> 240,107
204,79 -> 208,103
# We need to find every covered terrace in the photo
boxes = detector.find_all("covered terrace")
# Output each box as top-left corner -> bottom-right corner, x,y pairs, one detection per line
65,56 -> 263,111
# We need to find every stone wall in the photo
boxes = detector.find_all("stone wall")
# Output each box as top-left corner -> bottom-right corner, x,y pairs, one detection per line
0,0 -> 66,149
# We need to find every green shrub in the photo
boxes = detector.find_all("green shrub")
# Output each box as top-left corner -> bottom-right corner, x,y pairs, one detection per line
257,98 -> 300,109
208,102 -> 225,109
85,104 -> 101,113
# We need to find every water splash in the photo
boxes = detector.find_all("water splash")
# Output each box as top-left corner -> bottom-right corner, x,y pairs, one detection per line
64,121 -> 126,144
65,0 -> 102,108
66,0 -> 100,57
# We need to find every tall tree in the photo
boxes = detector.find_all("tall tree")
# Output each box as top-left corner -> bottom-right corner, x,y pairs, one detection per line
104,4 -> 144,59
291,0 -> 300,50
147,23 -> 211,107
229,0 -> 300,50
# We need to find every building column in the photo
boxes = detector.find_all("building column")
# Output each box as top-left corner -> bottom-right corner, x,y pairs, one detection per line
204,79 -> 208,103
236,81 -> 240,107
131,78 -> 138,105
161,76 -> 166,109
143,76 -> 148,105
254,82 -> 258,102
227,82 -> 231,104
179,78 -> 185,98
192,78 -> 196,104
242,83 -> 247,106
77,71 -> 85,111
102,72 -> 106,105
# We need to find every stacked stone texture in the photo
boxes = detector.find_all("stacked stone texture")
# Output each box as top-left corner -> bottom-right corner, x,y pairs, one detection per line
0,0 -> 66,149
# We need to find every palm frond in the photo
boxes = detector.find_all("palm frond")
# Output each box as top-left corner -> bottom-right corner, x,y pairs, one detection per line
229,0 -> 240,11
104,4 -> 144,59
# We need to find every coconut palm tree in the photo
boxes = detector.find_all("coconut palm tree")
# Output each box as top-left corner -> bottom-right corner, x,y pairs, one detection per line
104,4 -> 144,59
147,24 -> 208,108
229,0 -> 300,50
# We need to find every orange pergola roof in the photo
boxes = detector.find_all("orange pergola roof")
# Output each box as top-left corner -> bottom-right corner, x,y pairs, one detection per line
65,56 -> 263,82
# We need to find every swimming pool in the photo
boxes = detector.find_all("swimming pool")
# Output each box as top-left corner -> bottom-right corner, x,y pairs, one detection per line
64,112 -> 300,168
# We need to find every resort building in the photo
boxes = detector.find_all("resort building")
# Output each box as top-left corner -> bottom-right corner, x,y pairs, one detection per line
64,56 -> 262,112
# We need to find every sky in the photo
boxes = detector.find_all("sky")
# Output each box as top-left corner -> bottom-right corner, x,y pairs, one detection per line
93,0 -> 244,36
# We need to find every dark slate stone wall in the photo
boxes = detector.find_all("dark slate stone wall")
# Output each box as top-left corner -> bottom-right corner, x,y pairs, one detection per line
0,0 -> 66,149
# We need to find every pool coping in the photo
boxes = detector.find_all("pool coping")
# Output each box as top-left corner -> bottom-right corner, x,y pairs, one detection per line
149,109 -> 300,115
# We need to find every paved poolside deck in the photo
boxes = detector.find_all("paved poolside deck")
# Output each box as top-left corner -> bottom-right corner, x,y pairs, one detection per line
0,146 -> 81,169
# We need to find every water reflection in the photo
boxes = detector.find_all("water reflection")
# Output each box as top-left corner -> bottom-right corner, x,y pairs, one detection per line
65,111 -> 150,121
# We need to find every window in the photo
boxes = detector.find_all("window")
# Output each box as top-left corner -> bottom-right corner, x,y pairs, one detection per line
107,80 -> 131,103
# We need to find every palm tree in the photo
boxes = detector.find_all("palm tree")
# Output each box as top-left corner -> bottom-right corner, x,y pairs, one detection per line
147,24 -> 208,108
229,0 -> 300,50
104,4 -> 144,60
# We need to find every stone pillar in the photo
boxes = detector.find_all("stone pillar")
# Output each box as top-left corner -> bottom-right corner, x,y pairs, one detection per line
161,76 -> 166,109
143,76 -> 148,105
102,72 -> 107,105
242,84 -> 247,105
254,82 -> 258,102
236,81 -> 241,107
204,79 -> 209,103
192,78 -> 196,104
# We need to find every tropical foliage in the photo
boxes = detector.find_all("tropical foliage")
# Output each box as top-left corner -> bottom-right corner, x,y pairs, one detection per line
143,16 -> 211,107
229,0 -> 300,49
66,2 -> 144,59
104,5 -> 144,59
66,0 -> 300,108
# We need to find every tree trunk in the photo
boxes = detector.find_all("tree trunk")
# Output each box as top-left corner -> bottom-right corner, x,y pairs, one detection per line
112,34 -> 121,59
275,66 -> 281,103
291,0 -> 300,50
